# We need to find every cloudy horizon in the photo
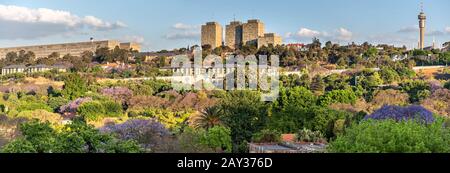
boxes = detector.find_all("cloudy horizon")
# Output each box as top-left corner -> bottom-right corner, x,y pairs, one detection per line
0,0 -> 449,51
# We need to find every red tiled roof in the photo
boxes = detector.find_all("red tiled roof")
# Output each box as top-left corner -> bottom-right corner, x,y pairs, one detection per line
281,134 -> 296,143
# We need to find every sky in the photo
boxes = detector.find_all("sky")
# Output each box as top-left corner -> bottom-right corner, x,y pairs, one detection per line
0,0 -> 449,51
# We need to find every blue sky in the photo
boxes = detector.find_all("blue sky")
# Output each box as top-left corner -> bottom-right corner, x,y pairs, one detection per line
0,0 -> 449,51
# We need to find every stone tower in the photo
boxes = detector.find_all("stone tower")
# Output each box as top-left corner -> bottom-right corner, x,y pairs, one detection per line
418,3 -> 426,50
242,19 -> 265,46
225,21 -> 243,49
201,22 -> 223,49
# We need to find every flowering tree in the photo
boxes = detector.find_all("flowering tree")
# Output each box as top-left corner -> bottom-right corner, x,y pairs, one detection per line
100,87 -> 133,103
58,97 -> 92,119
365,105 -> 435,124
101,119 -> 171,152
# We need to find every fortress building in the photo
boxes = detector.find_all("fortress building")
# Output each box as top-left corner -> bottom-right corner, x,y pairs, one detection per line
225,21 -> 243,49
0,40 -> 141,59
257,33 -> 282,48
202,19 -> 282,50
201,22 -> 223,49
242,19 -> 265,46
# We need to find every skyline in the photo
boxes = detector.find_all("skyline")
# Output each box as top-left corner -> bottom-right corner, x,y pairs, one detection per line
0,0 -> 449,51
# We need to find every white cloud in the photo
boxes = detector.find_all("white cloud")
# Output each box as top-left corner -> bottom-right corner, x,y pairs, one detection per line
287,27 -> 353,43
165,23 -> 200,40
446,27 -> 450,34
173,23 -> 199,30
398,25 -> 419,33
0,4 -> 126,39
122,35 -> 145,44
296,28 -> 323,38
426,30 -> 445,36
165,31 -> 200,40
83,16 -> 127,30
336,28 -> 353,41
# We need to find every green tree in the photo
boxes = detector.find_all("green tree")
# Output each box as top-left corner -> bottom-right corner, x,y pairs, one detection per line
194,106 -> 223,129
219,91 -> 268,153
329,119 -> 450,153
200,126 -> 232,153
310,75 -> 325,94
319,89 -> 357,106
62,73 -> 88,100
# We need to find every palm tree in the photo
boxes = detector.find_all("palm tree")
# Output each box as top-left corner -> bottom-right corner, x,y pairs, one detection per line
194,106 -> 222,129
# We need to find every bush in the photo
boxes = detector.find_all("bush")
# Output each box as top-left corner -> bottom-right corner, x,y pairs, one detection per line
400,80 -> 431,103
319,89 -> 357,106
77,101 -> 105,121
17,101 -> 52,112
252,129 -> 281,143
296,129 -> 326,143
16,109 -> 63,124
47,97 -> 68,112
329,119 -> 450,153
444,81 -> 450,90
102,101 -> 123,117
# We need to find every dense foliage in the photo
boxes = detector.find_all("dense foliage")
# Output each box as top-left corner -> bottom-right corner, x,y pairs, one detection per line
329,119 -> 450,153
2,120 -> 142,153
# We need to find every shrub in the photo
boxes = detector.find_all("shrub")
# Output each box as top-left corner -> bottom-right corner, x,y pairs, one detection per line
251,129 -> 281,143
296,129 -> 326,143
365,105 -> 435,124
329,119 -> 450,153
47,97 -> 68,112
319,89 -> 357,106
16,109 -> 63,124
444,81 -> 450,90
17,101 -> 52,112
77,101 -> 105,121
102,101 -> 123,117
400,80 -> 431,103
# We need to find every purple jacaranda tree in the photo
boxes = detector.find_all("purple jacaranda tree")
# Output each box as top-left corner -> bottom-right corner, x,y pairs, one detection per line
100,87 -> 133,103
365,105 -> 435,124
59,97 -> 92,119
101,119 -> 172,151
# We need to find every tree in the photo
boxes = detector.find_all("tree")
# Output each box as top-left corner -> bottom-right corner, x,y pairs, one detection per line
101,119 -> 171,152
319,89 -> 357,106
200,126 -> 232,153
62,73 -> 88,100
194,106 -> 223,129
329,119 -> 450,153
219,91 -> 268,153
310,75 -> 325,94
400,80 -> 431,103
380,67 -> 400,84
251,129 -> 281,143
1,120 -> 142,153
365,105 -> 435,124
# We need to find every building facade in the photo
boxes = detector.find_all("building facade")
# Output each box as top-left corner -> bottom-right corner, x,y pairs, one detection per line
242,19 -> 265,46
225,21 -> 243,49
0,40 -> 141,60
257,33 -> 282,48
1,64 -> 68,75
201,22 -> 223,49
